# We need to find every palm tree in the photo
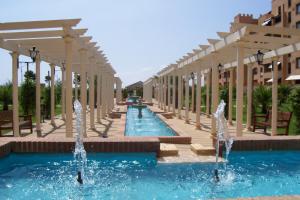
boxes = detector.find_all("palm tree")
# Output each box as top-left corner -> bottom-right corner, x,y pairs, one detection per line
278,84 -> 292,106
253,85 -> 272,114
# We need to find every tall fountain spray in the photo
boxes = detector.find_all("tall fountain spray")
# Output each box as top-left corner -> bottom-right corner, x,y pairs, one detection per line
213,100 -> 234,182
73,100 -> 87,184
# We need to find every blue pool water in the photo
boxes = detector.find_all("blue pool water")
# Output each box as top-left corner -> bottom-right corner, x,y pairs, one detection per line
125,106 -> 176,136
0,151 -> 300,199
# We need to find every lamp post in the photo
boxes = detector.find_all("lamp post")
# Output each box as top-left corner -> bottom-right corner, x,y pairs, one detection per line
254,50 -> 264,85
29,46 -> 39,63
190,72 -> 195,80
254,50 -> 264,65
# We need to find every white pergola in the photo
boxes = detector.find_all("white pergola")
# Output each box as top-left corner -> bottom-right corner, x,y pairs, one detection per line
0,19 -> 122,137
114,76 -> 122,103
147,23 -> 300,137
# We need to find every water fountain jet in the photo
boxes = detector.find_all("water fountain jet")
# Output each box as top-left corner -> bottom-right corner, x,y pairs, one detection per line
213,100 -> 234,182
74,100 -> 87,185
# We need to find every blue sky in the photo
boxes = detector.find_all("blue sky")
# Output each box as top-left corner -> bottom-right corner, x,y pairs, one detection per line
0,0 -> 271,86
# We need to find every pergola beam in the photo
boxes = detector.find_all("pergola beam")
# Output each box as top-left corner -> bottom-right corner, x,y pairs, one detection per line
0,19 -> 81,30
0,29 -> 87,40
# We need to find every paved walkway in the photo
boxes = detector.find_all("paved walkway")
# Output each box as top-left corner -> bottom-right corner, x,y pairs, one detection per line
1,100 -> 300,163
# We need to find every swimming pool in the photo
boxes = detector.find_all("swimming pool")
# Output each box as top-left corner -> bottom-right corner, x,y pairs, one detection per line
125,106 -> 176,136
0,151 -> 300,199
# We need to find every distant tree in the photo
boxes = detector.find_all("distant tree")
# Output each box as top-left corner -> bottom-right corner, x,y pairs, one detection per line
219,86 -> 229,118
20,70 -> 36,115
122,88 -> 128,99
289,87 -> 300,133
55,79 -> 62,105
0,81 -> 12,110
42,74 -> 51,119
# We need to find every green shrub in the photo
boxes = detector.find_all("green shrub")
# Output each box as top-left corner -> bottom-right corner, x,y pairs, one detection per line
20,71 -> 36,115
278,84 -> 292,107
253,85 -> 272,114
0,81 -> 12,110
289,87 -> 300,133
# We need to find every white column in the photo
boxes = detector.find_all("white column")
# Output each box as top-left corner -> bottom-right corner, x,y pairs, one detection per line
116,79 -> 122,103
191,76 -> 195,113
272,59 -> 278,136
211,62 -> 219,136
35,55 -> 41,136
172,73 -> 176,115
109,75 -> 114,112
206,71 -> 211,117
79,49 -> 87,137
196,71 -> 202,129
167,75 -> 171,112
246,64 -> 253,130
97,68 -> 101,123
163,76 -> 167,111
89,59 -> 95,129
61,69 -> 65,121
228,68 -> 234,125
148,83 -> 152,103
101,72 -> 107,118
161,77 -> 163,109
65,36 -> 73,138
236,46 -> 244,137
50,64 -> 56,126
177,73 -> 182,119
158,77 -> 161,108
185,72 -> 190,123
11,52 -> 19,137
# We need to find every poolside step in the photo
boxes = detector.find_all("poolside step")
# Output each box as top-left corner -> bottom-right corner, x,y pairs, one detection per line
191,144 -> 215,155
159,143 -> 178,157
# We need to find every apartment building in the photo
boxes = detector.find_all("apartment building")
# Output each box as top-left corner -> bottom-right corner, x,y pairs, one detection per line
219,0 -> 300,86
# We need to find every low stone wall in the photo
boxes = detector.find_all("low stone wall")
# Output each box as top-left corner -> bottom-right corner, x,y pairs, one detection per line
0,142 -> 11,157
0,138 -> 160,158
158,136 -> 191,144
232,137 -> 300,151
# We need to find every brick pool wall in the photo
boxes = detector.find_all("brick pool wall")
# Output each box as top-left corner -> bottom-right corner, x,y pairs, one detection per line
232,137 -> 300,151
0,138 -> 160,158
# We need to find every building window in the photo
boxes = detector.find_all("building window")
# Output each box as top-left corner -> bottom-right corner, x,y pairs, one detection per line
296,21 -> 300,29
253,68 -> 257,75
297,57 -> 300,68
264,64 -> 272,73
288,62 -> 291,74
288,0 -> 292,8
297,3 -> 300,14
278,63 -> 282,71
288,12 -> 291,23
278,6 -> 281,15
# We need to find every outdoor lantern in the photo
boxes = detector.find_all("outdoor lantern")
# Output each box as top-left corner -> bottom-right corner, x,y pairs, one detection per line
218,63 -> 224,74
255,50 -> 264,65
29,46 -> 39,62
190,72 -> 195,80
61,62 -> 66,71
